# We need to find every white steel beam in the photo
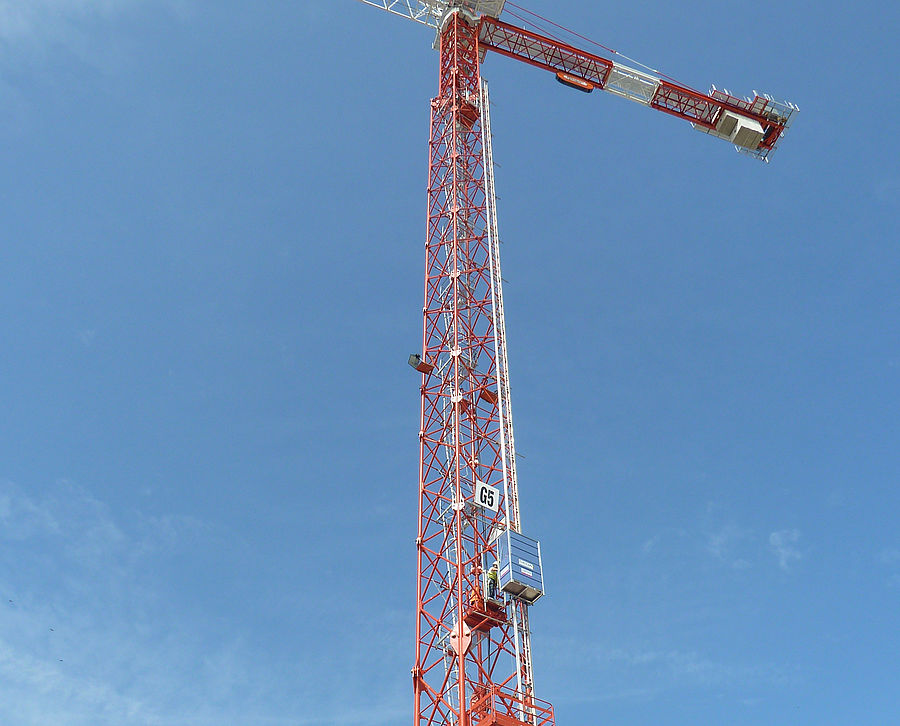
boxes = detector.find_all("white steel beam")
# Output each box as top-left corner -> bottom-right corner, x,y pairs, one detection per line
356,1 -> 507,28
355,0 -> 446,28
603,63 -> 660,105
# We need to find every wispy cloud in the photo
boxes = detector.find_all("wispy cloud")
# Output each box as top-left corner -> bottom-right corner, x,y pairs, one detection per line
0,479 -> 406,725
706,522 -> 752,568
698,504 -> 758,570
0,480 -> 61,539
0,0 -> 190,65
880,549 -> 900,589
640,527 -> 686,555
696,505 -> 809,573
769,529 -> 804,571
543,634 -> 802,700
0,641 -> 153,725
0,480 -> 197,725
603,646 -> 800,688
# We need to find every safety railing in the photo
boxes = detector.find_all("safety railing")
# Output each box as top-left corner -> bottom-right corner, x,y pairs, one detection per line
470,684 -> 554,726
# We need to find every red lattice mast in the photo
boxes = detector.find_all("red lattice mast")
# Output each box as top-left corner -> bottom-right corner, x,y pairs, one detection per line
413,8 -> 548,726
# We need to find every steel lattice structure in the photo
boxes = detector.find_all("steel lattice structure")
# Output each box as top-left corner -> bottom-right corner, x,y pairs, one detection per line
414,11 -> 544,726
353,2 -> 796,725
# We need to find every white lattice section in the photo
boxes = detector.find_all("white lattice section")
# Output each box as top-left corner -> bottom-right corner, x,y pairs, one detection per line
604,64 -> 660,105
356,0 -> 446,27
356,0 -> 506,27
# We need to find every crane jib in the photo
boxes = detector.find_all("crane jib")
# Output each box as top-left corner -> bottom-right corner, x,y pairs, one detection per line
356,2 -> 796,160
476,15 -> 793,158
478,17 -> 613,89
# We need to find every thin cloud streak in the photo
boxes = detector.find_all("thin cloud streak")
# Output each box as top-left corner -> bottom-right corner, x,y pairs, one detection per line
542,634 -> 802,694
706,522 -> 753,567
769,529 -> 804,572
0,0 -> 190,61
0,479 -> 406,725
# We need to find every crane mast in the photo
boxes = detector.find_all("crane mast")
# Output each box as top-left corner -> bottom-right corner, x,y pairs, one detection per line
355,2 -> 796,725
414,8 -> 548,725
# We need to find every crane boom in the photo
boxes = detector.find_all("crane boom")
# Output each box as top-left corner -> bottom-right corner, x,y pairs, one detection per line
478,17 -> 796,161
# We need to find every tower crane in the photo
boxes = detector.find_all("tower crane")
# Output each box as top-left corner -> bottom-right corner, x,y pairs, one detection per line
353,3 -> 797,726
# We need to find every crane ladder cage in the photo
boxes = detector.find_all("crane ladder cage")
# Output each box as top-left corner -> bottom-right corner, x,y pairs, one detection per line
470,684 -> 555,726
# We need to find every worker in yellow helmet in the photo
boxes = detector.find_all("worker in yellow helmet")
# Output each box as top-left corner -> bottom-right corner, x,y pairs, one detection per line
486,561 -> 500,601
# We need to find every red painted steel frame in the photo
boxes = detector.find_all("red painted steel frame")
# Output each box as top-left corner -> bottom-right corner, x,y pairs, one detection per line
471,685 -> 554,726
414,9 -> 544,726
478,16 -> 613,89
477,17 -> 786,149
651,82 -> 784,149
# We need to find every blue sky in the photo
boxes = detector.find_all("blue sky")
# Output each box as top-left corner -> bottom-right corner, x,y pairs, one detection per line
0,1 -> 897,724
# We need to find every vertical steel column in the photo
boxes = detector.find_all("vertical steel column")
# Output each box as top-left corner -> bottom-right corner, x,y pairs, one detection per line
414,6 -> 533,726
480,77 -> 537,713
